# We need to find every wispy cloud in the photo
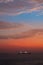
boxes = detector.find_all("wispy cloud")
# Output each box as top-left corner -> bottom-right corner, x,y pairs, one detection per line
0,0 -> 14,3
0,21 -> 23,29
0,28 -> 43,39
0,21 -> 43,39
0,21 -> 32,37
0,0 -> 43,15
34,0 -> 43,4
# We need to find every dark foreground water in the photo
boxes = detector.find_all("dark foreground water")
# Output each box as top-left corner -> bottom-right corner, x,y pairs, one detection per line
0,53 -> 43,65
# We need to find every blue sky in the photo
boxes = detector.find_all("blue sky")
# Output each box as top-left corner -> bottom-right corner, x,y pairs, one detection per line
0,0 -> 43,24
0,13 -> 43,24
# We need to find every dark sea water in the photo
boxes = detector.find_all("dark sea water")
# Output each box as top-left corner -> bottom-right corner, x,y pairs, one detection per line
0,53 -> 43,65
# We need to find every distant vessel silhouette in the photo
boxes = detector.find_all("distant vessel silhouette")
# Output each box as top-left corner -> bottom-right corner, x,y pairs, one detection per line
18,51 -> 31,55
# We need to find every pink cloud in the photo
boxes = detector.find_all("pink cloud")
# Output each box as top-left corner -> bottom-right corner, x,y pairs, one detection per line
34,0 -> 43,4
0,28 -> 43,39
0,21 -> 23,29
0,0 -> 43,15
0,21 -> 43,39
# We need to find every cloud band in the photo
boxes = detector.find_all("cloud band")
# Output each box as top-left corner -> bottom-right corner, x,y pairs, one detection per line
0,0 -> 43,15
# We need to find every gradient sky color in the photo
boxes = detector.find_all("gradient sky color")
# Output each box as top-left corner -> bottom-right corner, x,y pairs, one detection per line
0,0 -> 43,53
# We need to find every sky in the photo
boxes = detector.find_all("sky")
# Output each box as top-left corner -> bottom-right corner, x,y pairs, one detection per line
0,0 -> 43,53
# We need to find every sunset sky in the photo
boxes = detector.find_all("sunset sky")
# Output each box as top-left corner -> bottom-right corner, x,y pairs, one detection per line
0,0 -> 43,53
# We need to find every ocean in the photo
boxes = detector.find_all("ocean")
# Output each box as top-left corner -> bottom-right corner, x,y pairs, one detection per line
0,52 -> 43,65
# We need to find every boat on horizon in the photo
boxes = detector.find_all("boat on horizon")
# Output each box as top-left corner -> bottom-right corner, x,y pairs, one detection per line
18,51 -> 31,55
